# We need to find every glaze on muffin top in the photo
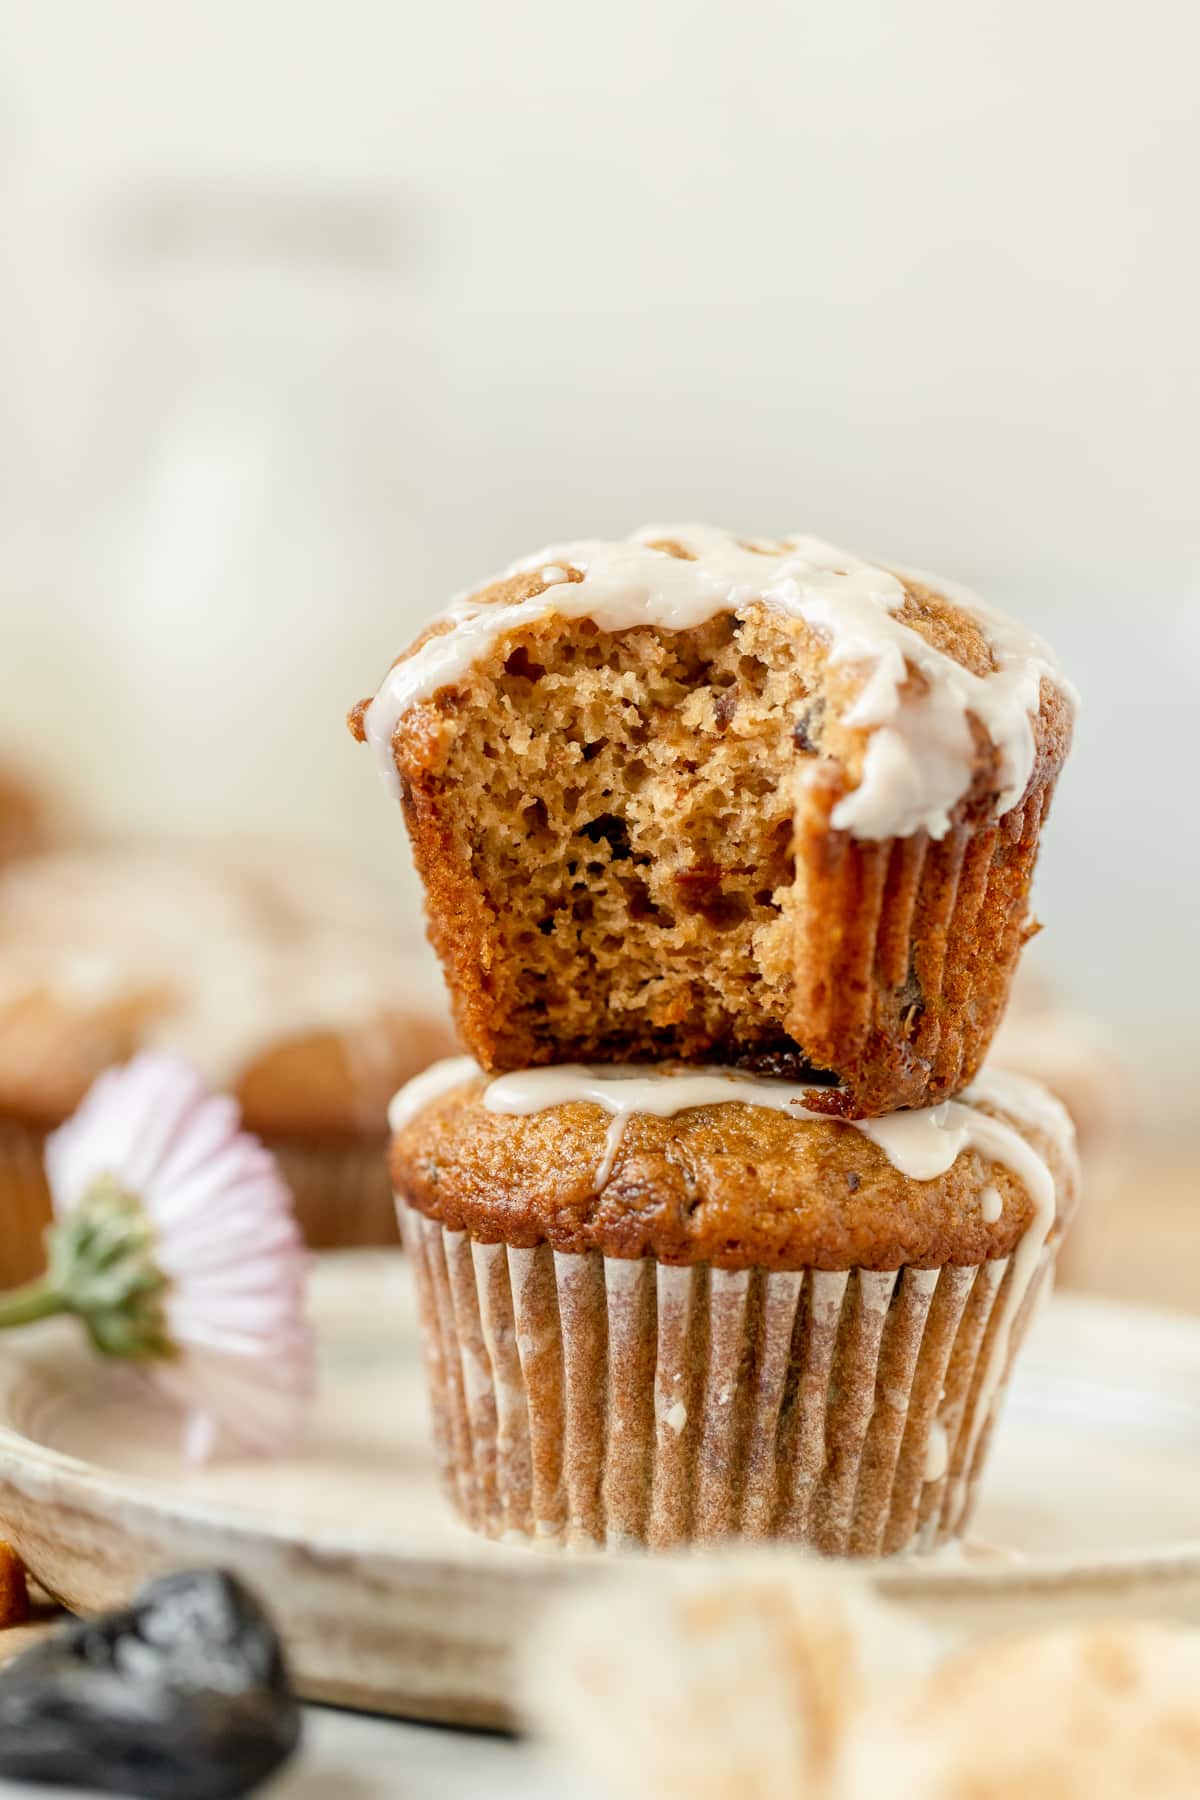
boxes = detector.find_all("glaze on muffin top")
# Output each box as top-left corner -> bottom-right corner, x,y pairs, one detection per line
359,525 -> 1074,842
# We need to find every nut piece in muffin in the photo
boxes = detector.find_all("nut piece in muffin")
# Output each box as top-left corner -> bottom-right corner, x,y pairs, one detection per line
351,527 -> 1074,1116
389,1059 -> 1079,1554
0,843 -> 455,1283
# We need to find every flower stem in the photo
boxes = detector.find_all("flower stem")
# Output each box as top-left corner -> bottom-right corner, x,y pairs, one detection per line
0,1279 -> 66,1329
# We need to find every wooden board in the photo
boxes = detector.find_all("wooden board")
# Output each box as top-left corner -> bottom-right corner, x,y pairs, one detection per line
0,1252 -> 1198,1727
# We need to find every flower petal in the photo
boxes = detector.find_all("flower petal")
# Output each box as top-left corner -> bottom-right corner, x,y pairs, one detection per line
45,1052 -> 314,1461
155,1208 -> 304,1277
108,1055 -> 212,1194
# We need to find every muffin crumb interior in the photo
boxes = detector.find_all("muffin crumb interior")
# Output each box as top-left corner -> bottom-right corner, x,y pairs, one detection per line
414,606 -> 831,1068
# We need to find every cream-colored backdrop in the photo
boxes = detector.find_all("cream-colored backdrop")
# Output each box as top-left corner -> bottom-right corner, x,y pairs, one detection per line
0,0 -> 1197,1105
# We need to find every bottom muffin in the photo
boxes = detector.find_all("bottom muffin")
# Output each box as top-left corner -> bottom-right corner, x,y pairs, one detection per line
389,1061 -> 1080,1556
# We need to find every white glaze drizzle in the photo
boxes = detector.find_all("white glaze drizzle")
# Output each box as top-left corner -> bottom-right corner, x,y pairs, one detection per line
480,1062 -> 1072,1211
364,525 -> 1072,840
485,1064 -> 836,1187
980,1184 -> 1003,1224
924,1420 -> 949,1483
387,1055 -> 481,1134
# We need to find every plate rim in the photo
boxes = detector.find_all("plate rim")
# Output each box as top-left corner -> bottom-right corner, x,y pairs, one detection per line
0,1276 -> 1197,1599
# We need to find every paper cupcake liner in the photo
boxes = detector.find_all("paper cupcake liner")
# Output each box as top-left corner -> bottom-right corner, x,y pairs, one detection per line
269,1139 -> 400,1250
793,773 -> 1056,1113
399,1201 -> 1057,1555
0,1119 -> 399,1282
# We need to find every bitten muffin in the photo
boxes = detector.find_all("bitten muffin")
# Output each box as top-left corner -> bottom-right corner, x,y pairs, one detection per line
389,1060 -> 1080,1555
350,527 -> 1075,1117
0,844 -> 455,1284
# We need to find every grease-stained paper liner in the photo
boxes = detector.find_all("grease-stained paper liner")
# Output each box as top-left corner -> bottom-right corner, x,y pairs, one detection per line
399,1201 -> 1058,1555
0,1119 -> 398,1283
796,774 -> 1056,1114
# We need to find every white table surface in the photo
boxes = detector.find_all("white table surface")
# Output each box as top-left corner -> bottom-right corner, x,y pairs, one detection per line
0,1705 -> 575,1799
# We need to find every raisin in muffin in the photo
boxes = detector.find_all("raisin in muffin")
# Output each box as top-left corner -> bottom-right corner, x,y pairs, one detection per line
351,527 -> 1074,1116
0,843 -> 455,1283
389,1059 -> 1079,1555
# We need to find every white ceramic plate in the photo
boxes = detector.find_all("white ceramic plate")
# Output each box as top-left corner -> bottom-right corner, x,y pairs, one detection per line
0,1252 -> 1197,1727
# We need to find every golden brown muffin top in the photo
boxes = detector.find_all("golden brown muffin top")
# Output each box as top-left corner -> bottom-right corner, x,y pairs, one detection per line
389,1062 -> 1079,1270
0,844 -> 455,1140
351,526 -> 1074,844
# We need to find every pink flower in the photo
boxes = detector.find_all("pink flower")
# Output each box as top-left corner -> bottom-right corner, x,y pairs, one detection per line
43,1053 -> 314,1462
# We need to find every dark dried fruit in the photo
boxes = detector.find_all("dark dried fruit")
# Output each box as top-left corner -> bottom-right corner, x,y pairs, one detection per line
0,1568 -> 301,1799
671,866 -> 750,929
729,1042 -> 841,1085
792,698 -> 826,753
671,865 -> 723,896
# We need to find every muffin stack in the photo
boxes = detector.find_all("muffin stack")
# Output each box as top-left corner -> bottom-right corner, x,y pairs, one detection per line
353,526 -> 1079,1556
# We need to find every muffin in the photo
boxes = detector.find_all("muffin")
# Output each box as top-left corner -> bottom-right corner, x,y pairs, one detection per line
989,972 -> 1133,1297
524,1553 -> 936,1800
350,527 -> 1075,1117
847,1624 -> 1200,1798
0,843 -> 455,1284
528,1560 -> 1200,1800
988,970 -> 1127,1164
0,763 -> 50,867
389,1059 -> 1079,1555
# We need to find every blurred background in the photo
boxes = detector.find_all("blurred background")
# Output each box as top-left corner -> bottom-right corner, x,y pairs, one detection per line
0,3 -> 1197,1288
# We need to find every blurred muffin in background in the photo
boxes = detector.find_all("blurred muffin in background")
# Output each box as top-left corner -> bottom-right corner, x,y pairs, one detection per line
989,968 -> 1128,1163
0,762 -> 52,867
988,967 -> 1132,1293
0,842 -> 455,1285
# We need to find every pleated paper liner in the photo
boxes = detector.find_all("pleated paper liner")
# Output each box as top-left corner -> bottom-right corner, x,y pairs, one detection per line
399,1202 -> 1058,1555
0,1118 -> 399,1285
271,1140 -> 400,1250
794,771 -> 1057,1115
